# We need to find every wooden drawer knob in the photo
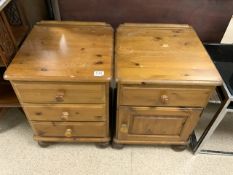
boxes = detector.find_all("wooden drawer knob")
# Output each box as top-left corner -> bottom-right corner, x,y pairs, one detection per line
65,128 -> 72,137
161,95 -> 169,104
55,91 -> 65,102
61,112 -> 69,120
120,124 -> 128,133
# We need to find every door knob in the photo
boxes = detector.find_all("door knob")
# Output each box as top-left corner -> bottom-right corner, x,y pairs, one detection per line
120,124 -> 128,133
65,128 -> 72,137
160,95 -> 169,104
55,91 -> 65,102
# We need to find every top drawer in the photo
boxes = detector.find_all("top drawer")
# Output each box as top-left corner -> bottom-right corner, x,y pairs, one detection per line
119,85 -> 213,107
13,82 -> 106,104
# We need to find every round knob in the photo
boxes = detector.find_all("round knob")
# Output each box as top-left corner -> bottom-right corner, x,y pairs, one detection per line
55,91 -> 65,102
161,95 -> 169,104
61,112 -> 69,120
65,128 -> 72,137
120,124 -> 128,133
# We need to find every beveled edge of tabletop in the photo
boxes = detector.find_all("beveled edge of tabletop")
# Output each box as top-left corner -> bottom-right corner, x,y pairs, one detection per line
117,23 -> 191,30
4,74 -> 112,83
114,78 -> 223,87
36,20 -> 113,28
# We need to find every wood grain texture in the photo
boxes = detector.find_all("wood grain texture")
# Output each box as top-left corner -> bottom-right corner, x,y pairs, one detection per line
113,138 -> 186,145
23,104 -> 106,122
4,21 -> 113,82
114,23 -> 221,147
130,115 -> 186,136
117,106 -> 202,143
115,23 -> 222,85
5,21 -> 112,145
11,81 -> 111,144
37,20 -> 110,27
32,121 -> 107,137
34,136 -> 110,143
13,82 -> 106,104
120,85 -> 212,107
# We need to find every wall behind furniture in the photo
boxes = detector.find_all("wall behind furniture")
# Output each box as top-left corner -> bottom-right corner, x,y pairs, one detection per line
57,0 -> 233,42
19,0 -> 49,28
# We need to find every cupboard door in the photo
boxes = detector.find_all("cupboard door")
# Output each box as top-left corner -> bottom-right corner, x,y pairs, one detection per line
117,106 -> 202,142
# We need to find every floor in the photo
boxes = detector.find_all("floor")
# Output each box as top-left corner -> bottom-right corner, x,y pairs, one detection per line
0,105 -> 233,175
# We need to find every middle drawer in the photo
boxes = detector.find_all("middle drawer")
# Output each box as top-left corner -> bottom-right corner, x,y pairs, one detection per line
24,104 -> 106,122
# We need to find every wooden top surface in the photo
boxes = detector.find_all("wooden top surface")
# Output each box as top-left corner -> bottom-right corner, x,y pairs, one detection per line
4,21 -> 113,82
115,23 -> 222,85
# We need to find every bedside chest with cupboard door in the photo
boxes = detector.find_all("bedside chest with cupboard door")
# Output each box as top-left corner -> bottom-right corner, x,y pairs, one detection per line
113,23 -> 222,149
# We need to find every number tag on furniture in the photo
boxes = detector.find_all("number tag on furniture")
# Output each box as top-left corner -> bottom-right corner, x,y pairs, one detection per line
94,71 -> 104,77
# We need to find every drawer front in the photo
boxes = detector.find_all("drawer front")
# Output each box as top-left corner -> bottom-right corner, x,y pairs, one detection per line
24,104 -> 106,121
120,85 -> 212,107
32,122 -> 107,138
14,82 -> 105,103
117,106 -> 202,142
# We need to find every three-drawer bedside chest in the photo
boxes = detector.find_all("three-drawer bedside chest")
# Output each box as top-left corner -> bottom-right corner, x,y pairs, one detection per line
4,21 -> 113,147
113,23 -> 222,149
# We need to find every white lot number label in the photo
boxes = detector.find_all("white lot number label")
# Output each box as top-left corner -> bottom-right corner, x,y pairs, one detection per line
94,71 -> 104,77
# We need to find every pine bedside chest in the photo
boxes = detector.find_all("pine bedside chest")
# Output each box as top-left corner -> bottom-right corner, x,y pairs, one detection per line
4,21 -> 113,148
113,23 -> 222,150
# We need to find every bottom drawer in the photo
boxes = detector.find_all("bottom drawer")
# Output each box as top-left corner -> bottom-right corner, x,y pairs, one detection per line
32,121 -> 107,138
